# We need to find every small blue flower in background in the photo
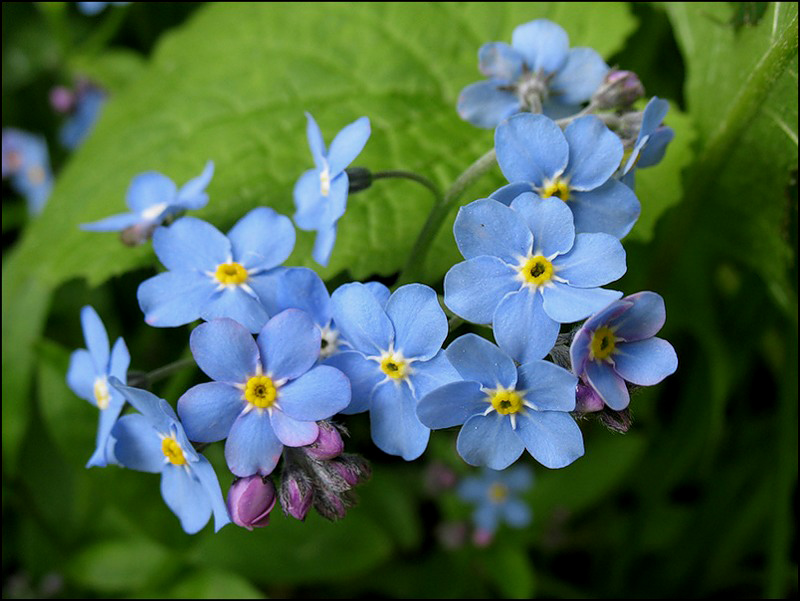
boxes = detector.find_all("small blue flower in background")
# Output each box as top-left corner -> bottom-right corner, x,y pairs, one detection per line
418,334 -> 583,470
109,381 -> 230,534
458,19 -> 609,128
2,128 -> 54,215
492,113 -> 641,239
137,206 -> 294,333
77,2 -> 130,16
619,97 -> 675,189
327,282 -> 459,460
66,306 -> 130,467
570,291 -> 678,410
176,311 -> 351,477
58,82 -> 107,150
82,161 -> 214,245
444,195 -> 626,363
293,113 -> 370,266
458,465 -> 533,536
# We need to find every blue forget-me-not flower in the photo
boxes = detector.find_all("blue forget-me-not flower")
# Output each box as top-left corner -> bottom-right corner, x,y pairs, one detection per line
293,113 -> 370,266
327,282 -> 459,460
82,161 -> 214,244
109,381 -> 230,534
619,97 -> 675,189
2,128 -> 54,215
137,206 -> 294,333
570,291 -> 678,410
492,113 -> 641,239
418,334 -> 583,470
66,306 -> 130,467
444,194 -> 626,363
58,82 -> 106,150
176,311 -> 351,477
458,465 -> 533,534
458,19 -> 609,128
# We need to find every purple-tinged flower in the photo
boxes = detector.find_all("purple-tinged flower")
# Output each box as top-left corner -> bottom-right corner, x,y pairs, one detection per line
227,475 -> 276,530
293,113 -> 370,266
418,334 -> 583,470
591,70 -> 645,110
304,420 -> 344,460
458,19 -> 609,128
458,465 -> 534,534
2,128 -> 53,214
137,207 -> 294,333
444,195 -> 625,363
177,311 -> 351,477
619,97 -> 675,189
66,306 -> 130,468
491,113 -> 641,238
109,381 -> 230,534
327,283 -> 459,460
570,291 -> 678,410
82,161 -> 214,245
280,469 -> 314,520
58,82 -> 106,150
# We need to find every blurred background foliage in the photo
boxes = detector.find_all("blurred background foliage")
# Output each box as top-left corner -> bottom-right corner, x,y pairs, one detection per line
2,2 -> 797,598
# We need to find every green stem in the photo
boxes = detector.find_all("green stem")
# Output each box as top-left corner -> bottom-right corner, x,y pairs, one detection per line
372,170 -> 442,200
128,357 -> 196,388
396,147 -> 497,285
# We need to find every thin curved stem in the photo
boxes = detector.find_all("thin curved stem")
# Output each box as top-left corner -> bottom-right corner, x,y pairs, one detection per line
127,357 -> 196,388
372,170 -> 442,200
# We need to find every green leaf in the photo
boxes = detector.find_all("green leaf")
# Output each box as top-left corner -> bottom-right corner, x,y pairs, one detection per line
68,48 -> 146,94
164,568 -> 264,599
485,542 -> 537,598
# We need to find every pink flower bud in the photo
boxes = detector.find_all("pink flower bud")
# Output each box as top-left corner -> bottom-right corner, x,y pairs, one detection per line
591,70 -> 645,109
279,472 -> 314,521
226,475 -> 276,531
304,421 -> 344,460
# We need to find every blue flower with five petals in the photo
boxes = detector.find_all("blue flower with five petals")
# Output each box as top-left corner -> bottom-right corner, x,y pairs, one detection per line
176,310 -> 351,477
137,207 -> 295,333
458,19 -> 609,128
293,113 -> 370,267
327,283 -> 459,460
570,291 -> 678,410
619,97 -> 675,189
458,465 -> 533,533
66,306 -> 130,467
491,113 -> 641,239
109,381 -> 230,534
2,128 -> 53,215
444,194 -> 626,364
418,334 -> 583,470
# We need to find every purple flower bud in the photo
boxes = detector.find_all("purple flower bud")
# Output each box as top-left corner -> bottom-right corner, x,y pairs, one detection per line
424,461 -> 458,495
50,86 -> 76,114
279,471 -> 314,521
313,488 -> 349,521
591,70 -> 645,110
226,475 -> 276,531
329,454 -> 371,488
304,421 -> 344,460
575,380 -> 605,414
472,527 -> 495,548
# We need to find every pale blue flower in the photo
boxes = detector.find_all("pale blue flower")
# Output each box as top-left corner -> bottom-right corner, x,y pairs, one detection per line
2,128 -> 53,214
458,466 -> 533,533
620,97 -> 675,188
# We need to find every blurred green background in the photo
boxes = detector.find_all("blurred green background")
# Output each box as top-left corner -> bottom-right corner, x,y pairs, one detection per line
3,2 -> 797,598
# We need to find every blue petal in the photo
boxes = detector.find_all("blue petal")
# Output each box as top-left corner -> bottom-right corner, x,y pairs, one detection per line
270,410 -> 319,446
304,112 -> 327,170
542,283 -> 623,323
273,267 -> 331,327
258,309 -> 320,381
277,364 -> 351,420
138,270 -> 212,328
569,325 -> 593,376
109,337 -> 130,382
640,98 -> 671,140
190,318 -> 259,383
493,289 -> 560,363
613,338 -> 677,385
385,284 -> 448,361
511,19 -> 569,74
549,47 -> 608,105
293,169 -> 325,231
312,221 -> 338,267
456,412 -> 524,469
458,476 -> 490,502
199,286 -> 270,334
87,395 -> 126,468
445,333 -> 517,390
225,410 -> 283,477
327,116 -> 370,175
502,498 -> 533,528
457,81 -> 521,129
479,42 -> 524,80
190,455 -> 231,532
509,194 -> 575,257
563,116 -> 623,191
126,172 -> 177,214
110,381 -> 177,428
370,381 -> 430,460
81,305 -> 110,374
161,464 -> 213,534
554,232 -> 626,287
474,504 -> 500,533
515,410 -> 584,468
364,281 -> 391,307
454,199 -> 533,263
638,127 -> 674,168
330,282 -> 394,355
324,350 -> 382,414
152,217 -> 230,272
585,360 -> 629,410
610,291 -> 666,341
407,350 -> 461,398
568,180 -> 641,238
111,413 -> 165,473
489,181 -> 535,206
175,160 -> 214,210
246,267 -> 287,317
516,360 -> 577,412
502,465 -> 534,490
443,256 -> 519,324
177,382 -> 245,443
495,113 -> 568,187
417,381 -> 486,429
67,349 -> 96,402
80,212 -> 142,232
228,207 -> 295,272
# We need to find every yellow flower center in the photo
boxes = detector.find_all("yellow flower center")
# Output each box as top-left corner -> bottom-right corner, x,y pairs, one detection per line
490,389 -> 524,415
489,483 -> 509,503
380,355 -> 408,380
319,165 -> 331,197
214,262 -> 248,286
93,377 -> 111,410
590,326 -> 617,361
245,375 -> 278,409
161,437 -> 187,466
519,255 -> 554,287
540,176 -> 570,202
